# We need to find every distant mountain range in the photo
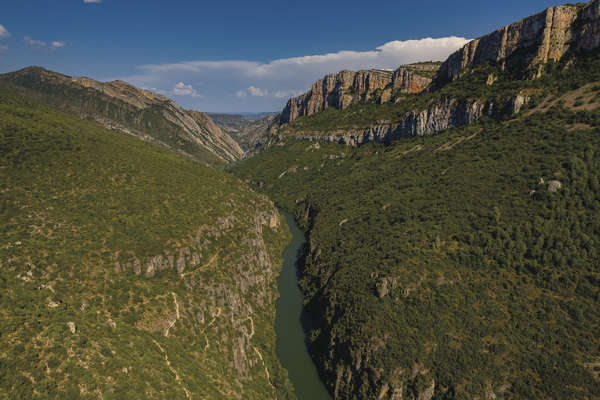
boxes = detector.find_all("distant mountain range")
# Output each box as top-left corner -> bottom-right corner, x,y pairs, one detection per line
208,112 -> 278,154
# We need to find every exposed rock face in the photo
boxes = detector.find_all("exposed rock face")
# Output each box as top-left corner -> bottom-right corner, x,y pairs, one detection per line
548,180 -> 563,192
280,63 -> 440,123
439,0 -> 600,81
209,112 -> 279,155
186,110 -> 244,160
0,67 -> 243,163
286,95 -> 529,146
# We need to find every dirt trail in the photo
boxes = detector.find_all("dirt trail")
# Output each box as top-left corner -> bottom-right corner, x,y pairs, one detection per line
152,339 -> 192,400
201,307 -> 223,352
246,315 -> 275,396
164,292 -> 180,338
180,251 -> 219,278
434,130 -> 481,153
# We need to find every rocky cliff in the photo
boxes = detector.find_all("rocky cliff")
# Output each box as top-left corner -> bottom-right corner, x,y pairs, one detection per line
438,0 -> 600,81
280,62 -> 440,124
284,95 -> 529,146
0,67 -> 243,164
0,85 -> 294,398
186,110 -> 245,160
275,0 -> 600,147
209,112 -> 279,155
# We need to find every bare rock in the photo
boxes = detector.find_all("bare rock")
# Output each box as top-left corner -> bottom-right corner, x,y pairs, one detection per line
439,1 -> 600,81
548,180 -> 563,192
280,62 -> 440,123
67,321 -> 77,334
418,380 -> 435,400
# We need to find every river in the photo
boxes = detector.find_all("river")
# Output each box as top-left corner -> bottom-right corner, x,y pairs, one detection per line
275,210 -> 332,400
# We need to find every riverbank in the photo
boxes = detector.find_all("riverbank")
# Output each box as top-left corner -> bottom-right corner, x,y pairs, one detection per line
275,210 -> 332,400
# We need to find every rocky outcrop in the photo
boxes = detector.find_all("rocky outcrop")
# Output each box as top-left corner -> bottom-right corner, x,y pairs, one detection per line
209,112 -> 279,155
186,110 -> 244,161
438,0 -> 600,81
280,63 -> 440,123
286,95 -> 529,146
0,67 -> 243,163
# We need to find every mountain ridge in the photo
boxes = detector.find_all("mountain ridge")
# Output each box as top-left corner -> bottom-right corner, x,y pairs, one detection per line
280,62 -> 441,124
438,0 -> 600,81
233,1 -> 600,398
270,0 -> 600,147
0,66 -> 243,165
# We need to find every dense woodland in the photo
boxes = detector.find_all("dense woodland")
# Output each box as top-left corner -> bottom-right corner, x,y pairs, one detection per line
233,53 -> 600,399
0,85 -> 295,399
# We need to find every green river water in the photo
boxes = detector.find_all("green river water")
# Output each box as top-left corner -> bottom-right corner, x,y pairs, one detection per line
276,210 -> 332,400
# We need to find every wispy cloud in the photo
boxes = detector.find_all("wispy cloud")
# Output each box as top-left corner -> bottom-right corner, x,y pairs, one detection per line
0,25 -> 10,39
239,86 -> 302,99
247,86 -> 268,97
152,82 -> 202,98
171,81 -> 201,97
24,36 -> 67,50
24,36 -> 46,48
0,45 -> 8,53
83,0 -> 102,3
120,36 -> 470,112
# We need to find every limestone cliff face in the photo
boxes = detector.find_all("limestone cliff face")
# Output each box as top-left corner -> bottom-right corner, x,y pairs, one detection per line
111,202 -> 289,399
439,0 -> 600,81
286,95 -> 529,146
0,67 -> 243,164
280,63 -> 440,123
209,113 -> 279,155
186,110 -> 244,161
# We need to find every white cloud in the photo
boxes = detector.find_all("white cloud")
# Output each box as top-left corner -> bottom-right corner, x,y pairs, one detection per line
23,37 -> 67,50
137,36 -> 469,80
272,89 -> 304,99
247,86 -> 269,97
238,86 -> 303,99
151,82 -> 202,98
83,0 -> 102,3
24,36 -> 47,48
0,25 -> 10,39
0,45 -> 7,53
172,81 -> 201,97
120,36 -> 470,112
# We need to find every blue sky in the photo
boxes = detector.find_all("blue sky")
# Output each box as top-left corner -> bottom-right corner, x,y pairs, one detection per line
0,0 -> 567,112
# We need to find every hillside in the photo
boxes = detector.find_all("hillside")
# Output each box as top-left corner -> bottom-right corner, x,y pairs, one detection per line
0,85 -> 294,399
279,62 -> 441,124
233,82 -> 600,399
0,67 -> 243,165
275,1 -> 600,144
209,112 -> 278,154
231,1 -> 600,399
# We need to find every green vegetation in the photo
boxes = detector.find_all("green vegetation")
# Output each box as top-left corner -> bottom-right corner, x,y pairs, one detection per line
233,87 -> 600,397
0,85 -> 294,399
281,51 -> 600,134
0,68 -> 226,166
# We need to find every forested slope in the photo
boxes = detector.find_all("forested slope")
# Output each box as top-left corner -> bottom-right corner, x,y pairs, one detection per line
0,84 -> 294,399
233,61 -> 600,399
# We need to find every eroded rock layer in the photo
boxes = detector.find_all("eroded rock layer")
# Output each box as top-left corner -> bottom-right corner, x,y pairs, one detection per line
280,63 -> 440,123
